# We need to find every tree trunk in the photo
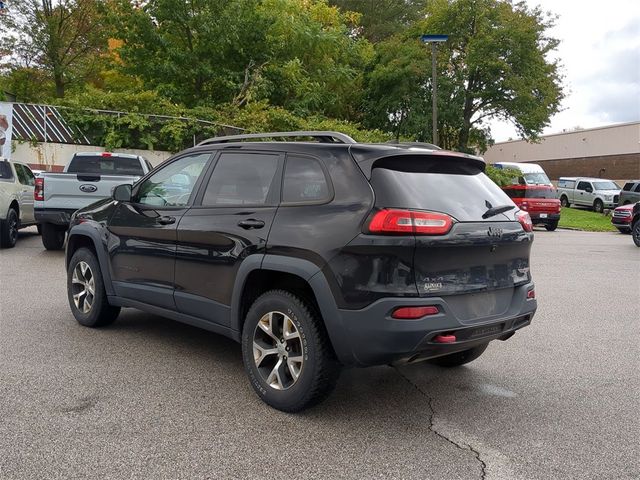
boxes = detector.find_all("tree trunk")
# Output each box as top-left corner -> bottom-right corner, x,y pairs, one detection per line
54,72 -> 65,98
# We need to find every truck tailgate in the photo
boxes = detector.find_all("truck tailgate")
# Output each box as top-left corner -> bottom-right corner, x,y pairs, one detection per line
36,173 -> 140,211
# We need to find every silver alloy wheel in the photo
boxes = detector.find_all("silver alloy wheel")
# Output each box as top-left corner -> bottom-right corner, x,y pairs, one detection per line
71,261 -> 95,314
253,311 -> 304,390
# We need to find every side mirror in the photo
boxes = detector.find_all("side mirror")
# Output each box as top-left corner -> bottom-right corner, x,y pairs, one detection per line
113,184 -> 132,202
585,187 -> 593,193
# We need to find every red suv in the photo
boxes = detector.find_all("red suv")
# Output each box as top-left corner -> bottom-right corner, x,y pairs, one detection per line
502,185 -> 561,231
611,204 -> 634,233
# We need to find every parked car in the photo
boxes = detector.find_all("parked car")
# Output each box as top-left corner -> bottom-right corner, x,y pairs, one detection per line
0,158 -> 38,248
619,180 -> 640,205
632,202 -> 640,247
64,131 -> 537,412
611,204 -> 635,233
35,152 -> 152,250
557,177 -> 620,213
494,162 -> 561,231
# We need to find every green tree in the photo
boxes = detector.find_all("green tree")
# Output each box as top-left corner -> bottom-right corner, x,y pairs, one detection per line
0,0 -> 108,98
329,0 -> 427,43
364,0 -> 564,152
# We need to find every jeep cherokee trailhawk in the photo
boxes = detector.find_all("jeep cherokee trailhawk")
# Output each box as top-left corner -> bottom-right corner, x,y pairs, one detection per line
65,131 -> 537,412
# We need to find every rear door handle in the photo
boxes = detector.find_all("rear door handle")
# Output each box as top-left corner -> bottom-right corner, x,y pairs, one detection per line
238,219 -> 265,229
157,215 -> 176,225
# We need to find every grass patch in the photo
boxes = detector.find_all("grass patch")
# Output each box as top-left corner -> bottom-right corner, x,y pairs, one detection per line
558,207 -> 618,232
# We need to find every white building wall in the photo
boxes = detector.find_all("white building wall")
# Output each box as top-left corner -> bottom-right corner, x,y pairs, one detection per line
13,141 -> 172,169
483,121 -> 640,163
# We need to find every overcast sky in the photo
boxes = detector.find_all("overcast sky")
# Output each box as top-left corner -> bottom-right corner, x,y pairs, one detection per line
489,0 -> 640,142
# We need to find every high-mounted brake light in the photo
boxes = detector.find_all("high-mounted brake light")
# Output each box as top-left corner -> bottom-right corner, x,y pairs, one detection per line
101,152 -> 112,157
369,209 -> 453,235
392,306 -> 440,319
517,210 -> 533,232
34,177 -> 44,201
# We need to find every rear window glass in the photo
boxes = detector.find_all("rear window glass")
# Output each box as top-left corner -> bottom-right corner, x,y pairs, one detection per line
371,167 -> 515,222
0,161 -> 13,180
283,154 -> 330,203
503,187 -> 556,199
622,183 -> 633,191
67,155 -> 144,175
522,172 -> 551,185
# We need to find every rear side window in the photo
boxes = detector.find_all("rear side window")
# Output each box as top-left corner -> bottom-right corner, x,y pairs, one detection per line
0,161 -> 14,180
67,155 -> 145,176
558,180 -> 575,188
503,187 -> 557,199
282,154 -> 330,203
202,152 -> 279,206
370,162 -> 514,222
634,183 -> 640,193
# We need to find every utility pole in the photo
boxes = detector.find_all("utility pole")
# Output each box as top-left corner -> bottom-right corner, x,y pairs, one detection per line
420,35 -> 449,146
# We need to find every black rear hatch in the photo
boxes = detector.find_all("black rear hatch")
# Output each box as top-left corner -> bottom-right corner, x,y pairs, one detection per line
361,151 -> 533,319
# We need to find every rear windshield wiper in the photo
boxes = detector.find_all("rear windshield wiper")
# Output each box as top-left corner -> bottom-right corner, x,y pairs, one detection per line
482,204 -> 515,219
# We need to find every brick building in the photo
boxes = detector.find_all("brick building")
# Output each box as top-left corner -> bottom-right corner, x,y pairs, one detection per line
483,121 -> 640,181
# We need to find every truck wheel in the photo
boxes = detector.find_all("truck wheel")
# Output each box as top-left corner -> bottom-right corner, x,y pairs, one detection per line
67,247 -> 120,327
241,290 -> 340,412
593,199 -> 604,213
633,221 -> 640,247
0,207 -> 19,248
427,343 -> 489,368
37,224 -> 42,235
560,196 -> 569,208
41,223 -> 65,250
545,221 -> 559,231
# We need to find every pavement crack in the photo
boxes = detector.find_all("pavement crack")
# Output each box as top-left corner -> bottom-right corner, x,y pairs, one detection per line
394,367 -> 488,480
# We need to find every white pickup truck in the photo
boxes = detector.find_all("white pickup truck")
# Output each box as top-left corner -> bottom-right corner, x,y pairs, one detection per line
35,152 -> 152,250
556,177 -> 621,213
0,158 -> 38,248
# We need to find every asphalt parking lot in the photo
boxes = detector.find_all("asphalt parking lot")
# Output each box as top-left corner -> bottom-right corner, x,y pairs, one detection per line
0,227 -> 638,480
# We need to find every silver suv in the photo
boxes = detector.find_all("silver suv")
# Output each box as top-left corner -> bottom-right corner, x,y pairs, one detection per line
620,180 -> 640,205
557,177 -> 621,213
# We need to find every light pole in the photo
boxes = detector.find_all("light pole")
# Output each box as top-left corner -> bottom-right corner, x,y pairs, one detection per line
420,34 -> 448,146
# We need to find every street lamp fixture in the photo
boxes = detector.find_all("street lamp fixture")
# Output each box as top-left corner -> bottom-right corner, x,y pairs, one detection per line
420,34 -> 449,146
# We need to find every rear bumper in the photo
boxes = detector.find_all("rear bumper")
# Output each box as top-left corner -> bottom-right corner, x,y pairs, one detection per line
332,282 -> 537,366
34,208 -> 76,227
529,213 -> 560,225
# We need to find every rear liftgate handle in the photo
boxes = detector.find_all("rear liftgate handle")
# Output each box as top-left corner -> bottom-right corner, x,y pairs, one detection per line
238,218 -> 265,230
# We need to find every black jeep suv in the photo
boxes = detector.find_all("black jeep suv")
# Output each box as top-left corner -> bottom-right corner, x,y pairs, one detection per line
65,131 -> 537,412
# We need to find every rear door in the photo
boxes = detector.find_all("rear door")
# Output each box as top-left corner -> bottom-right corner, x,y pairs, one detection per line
173,150 -> 283,326
369,157 -> 532,320
107,152 -> 212,309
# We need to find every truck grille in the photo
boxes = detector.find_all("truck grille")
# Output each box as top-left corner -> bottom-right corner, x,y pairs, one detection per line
613,210 -> 631,218
613,195 -> 619,204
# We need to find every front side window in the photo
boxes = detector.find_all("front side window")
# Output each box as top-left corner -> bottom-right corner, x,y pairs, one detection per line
282,154 -> 330,203
201,152 -> 279,206
136,153 -> 210,207
634,183 -> 640,193
577,181 -> 591,191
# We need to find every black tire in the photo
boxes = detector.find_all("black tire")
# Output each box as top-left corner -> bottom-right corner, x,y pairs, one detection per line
0,207 -> 19,248
41,223 -> 65,250
560,196 -> 569,208
427,342 -> 489,368
633,221 -> 640,247
593,199 -> 604,213
241,290 -> 340,412
545,221 -> 558,231
67,247 -> 120,327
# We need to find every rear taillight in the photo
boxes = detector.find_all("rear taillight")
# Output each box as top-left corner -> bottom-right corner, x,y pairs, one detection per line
527,289 -> 536,299
368,209 -> 453,235
34,177 -> 44,201
392,306 -> 440,319
520,201 -> 528,211
517,211 -> 533,232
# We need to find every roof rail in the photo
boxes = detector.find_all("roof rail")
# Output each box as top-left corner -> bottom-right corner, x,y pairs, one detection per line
197,131 -> 356,146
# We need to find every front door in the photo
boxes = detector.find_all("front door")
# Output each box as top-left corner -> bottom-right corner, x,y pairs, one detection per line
576,181 -> 593,206
174,150 -> 283,326
13,164 -> 35,223
107,152 -> 212,309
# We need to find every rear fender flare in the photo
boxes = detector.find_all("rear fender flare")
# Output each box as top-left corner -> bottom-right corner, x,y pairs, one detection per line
230,255 -> 351,364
